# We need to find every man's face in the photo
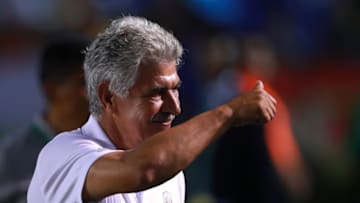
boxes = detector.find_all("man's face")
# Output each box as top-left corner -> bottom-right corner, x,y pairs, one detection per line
111,60 -> 181,147
58,70 -> 89,117
46,69 -> 89,129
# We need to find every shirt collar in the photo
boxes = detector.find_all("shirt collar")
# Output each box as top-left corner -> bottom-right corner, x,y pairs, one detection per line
81,115 -> 116,150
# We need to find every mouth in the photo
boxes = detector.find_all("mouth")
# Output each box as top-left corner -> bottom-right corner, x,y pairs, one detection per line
151,114 -> 175,126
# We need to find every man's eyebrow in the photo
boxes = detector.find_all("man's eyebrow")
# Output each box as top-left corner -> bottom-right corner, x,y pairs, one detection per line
150,86 -> 167,93
148,80 -> 182,94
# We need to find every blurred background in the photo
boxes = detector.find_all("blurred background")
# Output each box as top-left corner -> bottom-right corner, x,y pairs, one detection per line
0,0 -> 360,202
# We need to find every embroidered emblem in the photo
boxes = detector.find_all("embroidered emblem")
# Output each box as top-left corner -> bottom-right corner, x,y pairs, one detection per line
163,191 -> 173,203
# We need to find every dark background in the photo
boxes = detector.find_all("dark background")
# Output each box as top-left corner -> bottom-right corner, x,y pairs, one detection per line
1,0 -> 360,202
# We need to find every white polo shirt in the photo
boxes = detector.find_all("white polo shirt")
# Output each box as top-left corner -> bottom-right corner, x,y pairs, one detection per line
27,115 -> 185,203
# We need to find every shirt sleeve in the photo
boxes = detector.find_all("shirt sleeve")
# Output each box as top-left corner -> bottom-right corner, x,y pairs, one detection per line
34,133 -> 116,203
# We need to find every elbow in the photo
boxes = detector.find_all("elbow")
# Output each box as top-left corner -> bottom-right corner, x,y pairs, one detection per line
139,150 -> 174,187
142,167 -> 157,187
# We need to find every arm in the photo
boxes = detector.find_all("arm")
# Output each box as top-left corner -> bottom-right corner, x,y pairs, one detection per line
83,81 -> 276,201
264,97 -> 310,200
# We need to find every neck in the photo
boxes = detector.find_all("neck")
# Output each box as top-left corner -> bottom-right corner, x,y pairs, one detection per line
98,114 -> 140,150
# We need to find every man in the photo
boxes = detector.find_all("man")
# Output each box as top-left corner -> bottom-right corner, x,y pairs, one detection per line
0,38 -> 89,202
27,16 -> 277,203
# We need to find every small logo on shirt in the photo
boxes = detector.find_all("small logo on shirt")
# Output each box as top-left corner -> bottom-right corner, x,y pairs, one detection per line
163,191 -> 172,203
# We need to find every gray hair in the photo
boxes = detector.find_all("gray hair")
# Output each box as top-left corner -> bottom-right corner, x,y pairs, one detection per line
84,16 -> 183,118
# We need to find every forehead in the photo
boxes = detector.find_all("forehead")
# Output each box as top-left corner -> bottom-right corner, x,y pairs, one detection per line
133,61 -> 179,87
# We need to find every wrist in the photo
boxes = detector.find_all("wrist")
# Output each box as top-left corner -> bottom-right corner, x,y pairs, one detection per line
216,104 -> 235,126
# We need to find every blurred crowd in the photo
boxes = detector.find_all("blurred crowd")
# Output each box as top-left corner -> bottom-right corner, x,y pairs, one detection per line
0,0 -> 360,202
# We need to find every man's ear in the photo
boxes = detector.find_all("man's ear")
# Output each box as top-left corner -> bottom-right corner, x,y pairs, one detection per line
98,82 -> 113,110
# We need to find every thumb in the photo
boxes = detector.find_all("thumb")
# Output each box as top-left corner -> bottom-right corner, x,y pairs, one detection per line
255,80 -> 264,90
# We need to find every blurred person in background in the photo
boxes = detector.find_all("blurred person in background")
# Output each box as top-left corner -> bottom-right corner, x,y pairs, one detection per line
0,37 -> 89,203
27,16 -> 277,203
201,35 -> 311,203
344,95 -> 360,203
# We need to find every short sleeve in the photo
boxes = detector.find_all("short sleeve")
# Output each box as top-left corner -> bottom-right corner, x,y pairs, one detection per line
28,132 -> 116,203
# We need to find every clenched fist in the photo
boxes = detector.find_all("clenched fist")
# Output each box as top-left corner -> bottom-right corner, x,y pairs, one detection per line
227,80 -> 277,126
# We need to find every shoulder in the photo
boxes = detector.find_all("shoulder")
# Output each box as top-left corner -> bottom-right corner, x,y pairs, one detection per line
28,128 -> 115,203
31,128 -> 116,191
40,128 -> 107,159
0,125 -> 41,156
1,116 -> 55,153
36,127 -> 116,173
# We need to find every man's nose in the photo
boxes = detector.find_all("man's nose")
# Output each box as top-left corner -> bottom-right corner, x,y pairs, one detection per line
162,90 -> 181,115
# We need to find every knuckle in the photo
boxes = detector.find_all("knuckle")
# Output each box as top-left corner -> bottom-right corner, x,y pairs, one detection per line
259,107 -> 267,118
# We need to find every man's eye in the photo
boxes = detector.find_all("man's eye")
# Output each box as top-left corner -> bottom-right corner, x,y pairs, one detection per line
151,93 -> 162,98
144,91 -> 162,99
